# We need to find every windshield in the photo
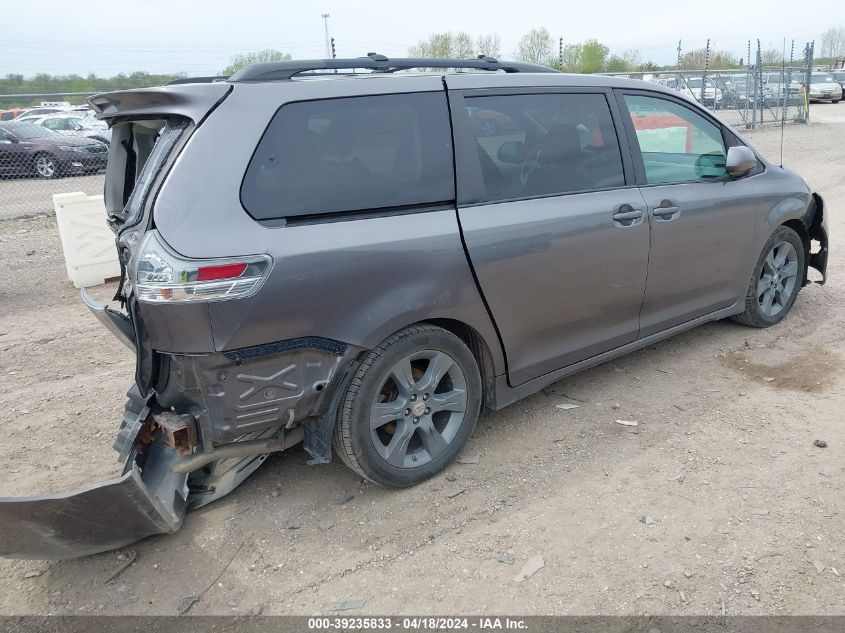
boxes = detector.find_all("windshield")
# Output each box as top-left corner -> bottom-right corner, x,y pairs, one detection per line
685,78 -> 714,88
811,73 -> 834,82
0,122 -> 59,140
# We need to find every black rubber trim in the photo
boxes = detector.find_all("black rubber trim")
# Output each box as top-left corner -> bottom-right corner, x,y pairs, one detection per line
223,337 -> 349,363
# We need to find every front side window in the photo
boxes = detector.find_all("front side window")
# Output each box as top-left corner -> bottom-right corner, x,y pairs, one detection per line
623,94 -> 726,184
241,92 -> 455,220
464,92 -> 624,202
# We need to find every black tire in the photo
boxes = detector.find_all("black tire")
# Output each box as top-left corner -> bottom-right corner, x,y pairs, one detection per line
731,226 -> 805,328
332,324 -> 482,487
33,152 -> 59,179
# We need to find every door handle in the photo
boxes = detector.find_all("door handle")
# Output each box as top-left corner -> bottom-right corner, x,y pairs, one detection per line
653,200 -> 681,220
613,209 -> 644,221
612,204 -> 644,227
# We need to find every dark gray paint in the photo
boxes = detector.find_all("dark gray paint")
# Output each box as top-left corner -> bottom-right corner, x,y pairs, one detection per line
0,68 -> 829,560
137,71 -> 824,401
87,83 -> 231,122
637,179 -> 759,336
458,190 -> 650,385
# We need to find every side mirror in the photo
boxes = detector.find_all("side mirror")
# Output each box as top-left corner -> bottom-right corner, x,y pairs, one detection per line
726,145 -> 757,178
497,140 -> 525,164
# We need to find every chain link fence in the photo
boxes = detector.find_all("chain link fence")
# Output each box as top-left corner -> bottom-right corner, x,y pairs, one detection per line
598,41 -> 818,130
0,96 -> 106,220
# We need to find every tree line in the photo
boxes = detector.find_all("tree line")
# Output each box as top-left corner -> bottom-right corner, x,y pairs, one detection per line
409,28 -> 843,73
3,30 -> 843,109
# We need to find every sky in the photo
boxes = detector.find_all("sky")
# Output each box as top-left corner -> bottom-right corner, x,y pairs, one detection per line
1,0 -> 841,77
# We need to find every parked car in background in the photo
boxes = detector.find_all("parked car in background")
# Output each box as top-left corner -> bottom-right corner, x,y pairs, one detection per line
0,109 -> 26,121
711,73 -> 751,107
807,72 -> 842,103
0,121 -> 108,179
829,70 -> 845,95
31,113 -> 111,145
678,77 -> 723,107
15,105 -> 73,120
762,73 -> 802,106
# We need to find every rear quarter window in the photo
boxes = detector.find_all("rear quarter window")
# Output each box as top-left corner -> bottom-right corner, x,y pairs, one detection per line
241,92 -> 455,220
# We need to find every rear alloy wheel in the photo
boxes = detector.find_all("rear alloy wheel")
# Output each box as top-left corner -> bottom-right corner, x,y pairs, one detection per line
332,325 -> 481,487
732,226 -> 805,328
34,153 -> 59,179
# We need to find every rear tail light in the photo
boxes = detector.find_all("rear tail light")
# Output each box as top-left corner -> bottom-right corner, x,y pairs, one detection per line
132,231 -> 272,303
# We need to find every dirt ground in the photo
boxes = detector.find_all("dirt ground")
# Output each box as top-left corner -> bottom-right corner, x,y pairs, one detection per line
0,105 -> 843,617
0,173 -> 104,221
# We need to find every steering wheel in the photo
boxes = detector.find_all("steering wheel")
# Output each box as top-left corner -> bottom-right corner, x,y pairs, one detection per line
520,145 -> 542,186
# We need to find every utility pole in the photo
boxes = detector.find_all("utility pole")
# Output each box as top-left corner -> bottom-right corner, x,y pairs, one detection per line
559,37 -> 563,70
321,13 -> 331,58
676,40 -> 682,68
331,37 -> 336,59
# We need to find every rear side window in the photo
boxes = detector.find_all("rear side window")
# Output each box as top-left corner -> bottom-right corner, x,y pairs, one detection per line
241,92 -> 455,220
623,94 -> 726,184
464,93 -> 625,202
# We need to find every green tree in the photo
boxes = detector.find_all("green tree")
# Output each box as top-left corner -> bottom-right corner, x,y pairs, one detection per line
820,27 -> 845,59
221,49 -> 291,75
579,40 -> 610,73
408,32 -> 476,59
475,33 -> 502,58
517,28 -> 555,66
761,48 -> 783,65
605,55 -> 629,72
560,43 -> 583,72
0,71 -> 191,108
679,48 -> 738,69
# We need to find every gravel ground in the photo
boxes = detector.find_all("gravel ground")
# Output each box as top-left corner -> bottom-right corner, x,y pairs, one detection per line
0,174 -> 104,221
0,105 -> 843,616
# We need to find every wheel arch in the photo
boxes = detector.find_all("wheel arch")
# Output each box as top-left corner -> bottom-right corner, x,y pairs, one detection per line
779,191 -> 827,286
780,218 -> 811,286
422,318 -> 498,410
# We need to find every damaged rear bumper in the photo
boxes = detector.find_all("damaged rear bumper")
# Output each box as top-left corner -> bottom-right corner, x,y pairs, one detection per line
0,288 -> 360,559
0,389 -> 189,559
0,465 -> 184,560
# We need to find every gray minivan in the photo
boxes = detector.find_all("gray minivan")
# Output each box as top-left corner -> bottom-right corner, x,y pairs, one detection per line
0,55 -> 828,559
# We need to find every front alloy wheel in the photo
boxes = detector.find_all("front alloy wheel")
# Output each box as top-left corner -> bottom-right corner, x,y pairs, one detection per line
333,325 -> 482,487
732,225 -> 805,328
34,154 -> 59,179
757,241 -> 799,318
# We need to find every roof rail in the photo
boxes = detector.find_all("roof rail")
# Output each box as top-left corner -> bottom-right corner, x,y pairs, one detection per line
228,53 -> 556,82
166,76 -> 229,85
